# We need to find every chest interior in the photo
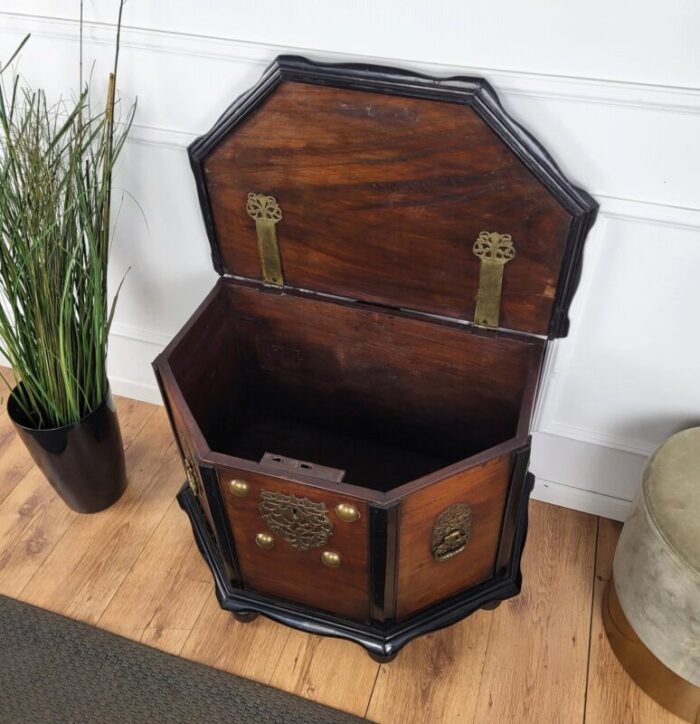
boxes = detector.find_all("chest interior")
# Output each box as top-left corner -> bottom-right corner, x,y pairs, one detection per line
167,281 -> 542,493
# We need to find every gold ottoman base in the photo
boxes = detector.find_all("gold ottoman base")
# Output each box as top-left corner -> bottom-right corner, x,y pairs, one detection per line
603,579 -> 700,723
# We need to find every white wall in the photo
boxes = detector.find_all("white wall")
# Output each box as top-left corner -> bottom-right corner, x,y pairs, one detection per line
1,3 -> 699,520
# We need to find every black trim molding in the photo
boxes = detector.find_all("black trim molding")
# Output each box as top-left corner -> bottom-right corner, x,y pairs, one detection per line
178,472 -> 535,661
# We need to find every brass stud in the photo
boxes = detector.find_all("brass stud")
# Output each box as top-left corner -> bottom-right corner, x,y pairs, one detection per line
229,479 -> 250,497
321,550 -> 341,568
255,532 -> 275,550
335,502 -> 360,523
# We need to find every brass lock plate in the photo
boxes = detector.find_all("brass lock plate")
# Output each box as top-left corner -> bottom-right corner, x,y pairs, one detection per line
258,490 -> 334,550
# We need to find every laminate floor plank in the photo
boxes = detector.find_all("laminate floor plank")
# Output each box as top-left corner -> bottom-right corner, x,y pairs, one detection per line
18,408 -> 180,624
0,412 -> 34,506
366,610 -> 493,724
0,369 -> 34,506
179,594 -> 291,684
98,497 -> 212,655
269,631 -> 380,717
471,502 -> 598,724
0,467 -> 76,597
584,517 -> 683,724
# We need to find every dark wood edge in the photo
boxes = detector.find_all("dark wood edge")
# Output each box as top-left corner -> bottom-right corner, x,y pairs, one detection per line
369,505 -> 398,623
158,280 -> 226,361
495,444 -> 531,572
178,471 -> 534,659
225,276 -> 547,347
188,55 -> 598,340
152,357 -> 210,458
152,363 -> 185,462
386,438 -> 524,501
469,83 -> 599,340
516,343 -> 545,440
208,453 -> 386,504
199,464 -> 241,583
548,207 -> 599,338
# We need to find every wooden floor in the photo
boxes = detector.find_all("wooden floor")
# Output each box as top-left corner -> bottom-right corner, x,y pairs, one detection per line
0,391 -> 683,723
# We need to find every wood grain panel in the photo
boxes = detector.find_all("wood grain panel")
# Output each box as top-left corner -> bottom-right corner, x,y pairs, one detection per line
164,285 -> 244,450
585,517 -> 684,724
219,468 -> 370,621
473,502 -> 597,723
225,283 -> 538,477
204,81 -> 572,335
395,454 -> 512,619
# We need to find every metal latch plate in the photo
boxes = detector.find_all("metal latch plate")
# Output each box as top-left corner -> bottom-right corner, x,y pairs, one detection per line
261,452 -> 346,482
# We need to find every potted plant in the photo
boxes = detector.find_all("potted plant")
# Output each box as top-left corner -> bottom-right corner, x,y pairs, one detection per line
0,3 -> 135,513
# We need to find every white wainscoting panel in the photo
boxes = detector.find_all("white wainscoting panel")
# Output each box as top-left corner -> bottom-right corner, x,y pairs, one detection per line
0,5 -> 698,521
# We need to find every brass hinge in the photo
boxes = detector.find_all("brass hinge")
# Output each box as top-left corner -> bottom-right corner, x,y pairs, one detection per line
246,192 -> 284,288
473,231 -> 516,328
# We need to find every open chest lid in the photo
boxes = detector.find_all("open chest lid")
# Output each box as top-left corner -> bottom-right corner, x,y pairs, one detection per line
189,56 -> 597,339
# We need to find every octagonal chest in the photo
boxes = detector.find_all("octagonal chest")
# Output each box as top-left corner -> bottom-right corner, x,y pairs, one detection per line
153,56 -> 597,661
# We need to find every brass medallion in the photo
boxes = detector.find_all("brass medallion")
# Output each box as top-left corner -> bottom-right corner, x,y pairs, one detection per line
431,503 -> 472,562
473,231 -> 516,328
258,490 -> 333,550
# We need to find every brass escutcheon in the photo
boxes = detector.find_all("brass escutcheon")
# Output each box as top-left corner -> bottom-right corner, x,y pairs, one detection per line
255,532 -> 275,550
321,550 -> 341,568
258,490 -> 333,550
229,479 -> 250,497
335,503 -> 360,523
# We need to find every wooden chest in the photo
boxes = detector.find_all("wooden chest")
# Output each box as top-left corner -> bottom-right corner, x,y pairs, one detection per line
153,56 -> 597,661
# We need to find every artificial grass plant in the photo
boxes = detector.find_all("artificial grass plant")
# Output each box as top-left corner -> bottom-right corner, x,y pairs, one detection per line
0,1 -> 135,429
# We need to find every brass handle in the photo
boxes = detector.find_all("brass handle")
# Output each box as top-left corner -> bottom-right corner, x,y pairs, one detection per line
321,550 -> 341,568
335,503 -> 360,523
256,532 -> 275,550
229,479 -> 250,497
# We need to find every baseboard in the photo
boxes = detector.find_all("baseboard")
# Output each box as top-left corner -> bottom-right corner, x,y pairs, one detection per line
531,477 -> 631,522
530,431 -> 647,521
106,326 -> 166,405
109,375 -> 163,405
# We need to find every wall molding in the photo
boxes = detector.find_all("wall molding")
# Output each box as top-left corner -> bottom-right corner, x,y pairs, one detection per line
110,321 -> 173,348
2,9 -> 700,118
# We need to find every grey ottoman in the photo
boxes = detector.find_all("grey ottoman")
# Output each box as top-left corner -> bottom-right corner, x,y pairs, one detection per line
604,427 -> 700,722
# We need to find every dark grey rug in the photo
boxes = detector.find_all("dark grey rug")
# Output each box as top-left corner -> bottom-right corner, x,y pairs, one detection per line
0,595 -> 366,724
